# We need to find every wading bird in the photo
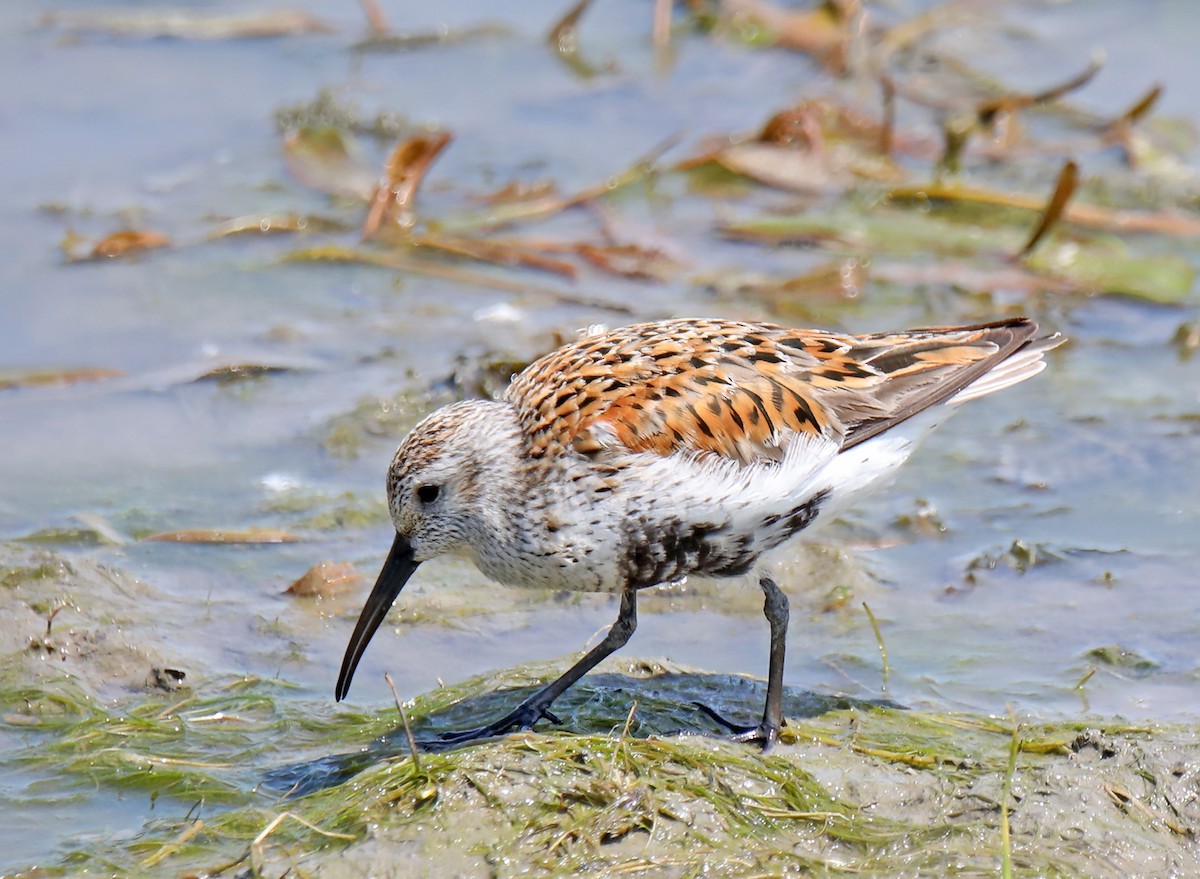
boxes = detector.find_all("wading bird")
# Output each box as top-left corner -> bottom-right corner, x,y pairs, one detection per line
336,317 -> 1061,750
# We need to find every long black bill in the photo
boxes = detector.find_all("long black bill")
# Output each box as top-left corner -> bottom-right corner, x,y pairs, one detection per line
335,534 -> 420,701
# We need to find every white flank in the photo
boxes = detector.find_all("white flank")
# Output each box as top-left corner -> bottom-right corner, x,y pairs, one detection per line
632,429 -> 840,529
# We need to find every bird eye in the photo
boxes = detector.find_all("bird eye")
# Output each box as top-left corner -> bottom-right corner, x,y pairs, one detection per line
416,484 -> 441,504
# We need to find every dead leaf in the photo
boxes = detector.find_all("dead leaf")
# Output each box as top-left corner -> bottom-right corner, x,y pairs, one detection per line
890,48 -> 1102,118
413,234 -> 679,281
472,179 -> 558,205
728,203 -> 1196,303
189,362 -> 308,384
285,561 -> 362,597
1106,83 -> 1164,132
353,22 -> 510,53
42,8 -> 333,40
0,367 -> 124,390
145,529 -> 301,544
896,54 -> 1103,169
763,257 -> 867,301
441,193 -> 577,234
1172,320 -> 1200,360
653,0 -> 672,51
716,143 -> 843,193
758,98 -> 889,151
1019,160 -> 1078,258
90,229 -> 170,260
73,513 -> 127,546
888,181 -> 1200,238
414,234 -> 579,279
975,56 -> 1104,125
208,213 -> 346,239
877,0 -> 986,59
722,0 -> 854,74
362,131 -> 452,238
1026,239 -> 1195,304
548,0 -> 592,53
1100,84 -> 1181,175
873,260 -> 1078,295
358,0 -> 389,35
548,0 -> 609,78
441,133 -> 679,234
760,101 -> 831,156
575,243 -> 679,281
879,74 -> 896,155
695,98 -> 907,192
282,127 -> 376,201
282,245 -> 634,313
697,259 -> 867,320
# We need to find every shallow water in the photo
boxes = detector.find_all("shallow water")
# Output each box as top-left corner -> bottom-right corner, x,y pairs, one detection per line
1,0 -> 1199,871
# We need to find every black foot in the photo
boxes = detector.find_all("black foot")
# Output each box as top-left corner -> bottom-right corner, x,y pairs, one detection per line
423,702 -> 562,750
693,702 -> 781,753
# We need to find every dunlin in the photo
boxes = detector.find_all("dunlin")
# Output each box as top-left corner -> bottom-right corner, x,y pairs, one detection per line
336,317 -> 1062,749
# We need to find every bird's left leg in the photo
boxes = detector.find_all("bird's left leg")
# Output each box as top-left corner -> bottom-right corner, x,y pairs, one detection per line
696,574 -> 789,752
430,586 -> 639,748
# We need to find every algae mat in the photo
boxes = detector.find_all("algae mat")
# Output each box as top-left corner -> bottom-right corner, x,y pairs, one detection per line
3,551 -> 1199,879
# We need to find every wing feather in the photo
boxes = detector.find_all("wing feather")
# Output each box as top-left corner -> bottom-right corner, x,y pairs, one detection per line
505,317 -> 1059,464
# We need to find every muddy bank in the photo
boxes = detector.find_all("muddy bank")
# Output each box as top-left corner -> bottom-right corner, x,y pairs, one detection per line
258,676 -> 1200,879
294,719 -> 1200,879
3,545 -> 1198,878
0,551 -> 187,700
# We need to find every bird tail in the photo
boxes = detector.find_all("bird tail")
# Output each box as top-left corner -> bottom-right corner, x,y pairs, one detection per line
949,332 -> 1065,406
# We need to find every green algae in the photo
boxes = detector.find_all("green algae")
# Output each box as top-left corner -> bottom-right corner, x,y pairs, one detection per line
724,203 -> 1197,304
261,490 -> 390,532
319,391 -> 434,461
0,559 -> 69,591
4,661 -> 1197,878
1085,646 -> 1161,678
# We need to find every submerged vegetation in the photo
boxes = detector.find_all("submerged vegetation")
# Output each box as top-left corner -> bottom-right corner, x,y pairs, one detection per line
38,0 -> 1200,326
4,658 -> 1197,877
3,546 -> 1198,876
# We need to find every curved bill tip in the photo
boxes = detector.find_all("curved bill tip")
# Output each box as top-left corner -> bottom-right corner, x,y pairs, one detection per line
335,533 -> 419,701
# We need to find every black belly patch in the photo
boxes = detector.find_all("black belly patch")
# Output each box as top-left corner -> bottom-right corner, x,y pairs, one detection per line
762,487 -> 830,536
621,518 -> 755,588
619,489 -> 830,589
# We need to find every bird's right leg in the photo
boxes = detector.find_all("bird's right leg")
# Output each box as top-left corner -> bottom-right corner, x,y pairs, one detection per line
695,574 -> 789,752
430,586 -> 639,748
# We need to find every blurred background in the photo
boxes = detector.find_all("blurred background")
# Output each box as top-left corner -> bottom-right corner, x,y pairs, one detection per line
1,0 -> 1198,870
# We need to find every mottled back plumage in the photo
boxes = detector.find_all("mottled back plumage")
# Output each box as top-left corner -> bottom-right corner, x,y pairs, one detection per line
508,318 -> 1044,466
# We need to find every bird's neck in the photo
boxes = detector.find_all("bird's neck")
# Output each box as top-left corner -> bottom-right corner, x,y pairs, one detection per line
456,398 -> 535,528
456,399 -> 583,586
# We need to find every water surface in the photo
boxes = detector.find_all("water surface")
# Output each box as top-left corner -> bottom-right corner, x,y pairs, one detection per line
1,0 -> 1198,870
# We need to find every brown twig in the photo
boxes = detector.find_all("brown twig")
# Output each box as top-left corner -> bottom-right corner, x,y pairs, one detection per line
879,73 -> 896,157
385,671 -> 423,773
1111,83 -> 1163,129
140,819 -> 205,868
978,54 -> 1105,125
548,0 -> 598,76
358,0 -> 389,35
652,0 -> 672,50
1018,159 -> 1078,258
362,131 -> 453,239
